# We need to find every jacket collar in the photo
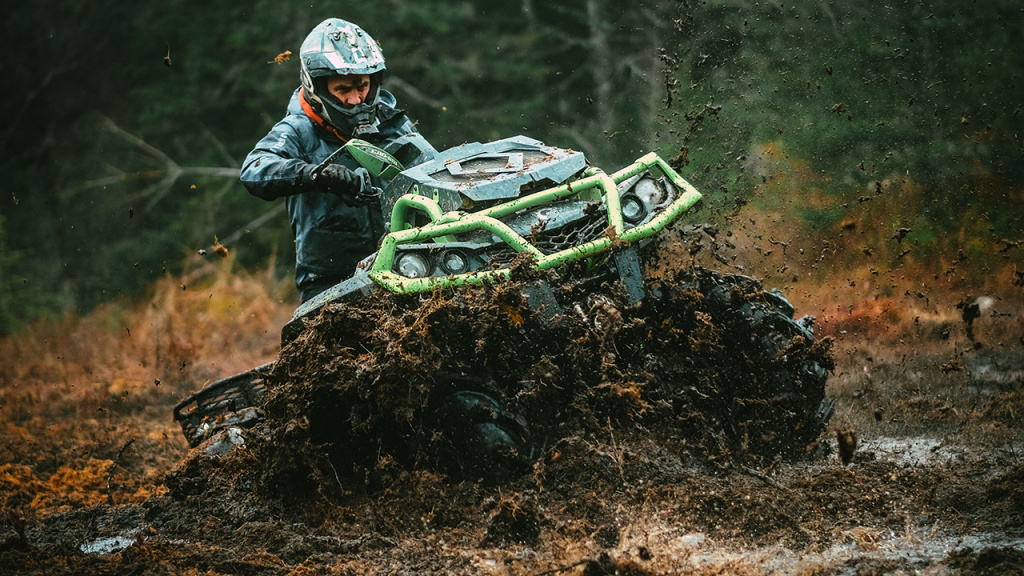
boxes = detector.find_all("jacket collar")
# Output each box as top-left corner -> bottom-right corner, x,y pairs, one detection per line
298,87 -> 350,144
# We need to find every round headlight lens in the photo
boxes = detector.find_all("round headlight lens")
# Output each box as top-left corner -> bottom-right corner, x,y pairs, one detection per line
620,194 -> 648,224
396,252 -> 431,278
440,250 -> 469,274
633,178 -> 667,206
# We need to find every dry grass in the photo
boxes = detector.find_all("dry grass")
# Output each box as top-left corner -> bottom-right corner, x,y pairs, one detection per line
0,257 -> 294,515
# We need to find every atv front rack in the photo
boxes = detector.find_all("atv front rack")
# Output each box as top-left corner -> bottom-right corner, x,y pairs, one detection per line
370,153 -> 701,294
172,362 -> 273,447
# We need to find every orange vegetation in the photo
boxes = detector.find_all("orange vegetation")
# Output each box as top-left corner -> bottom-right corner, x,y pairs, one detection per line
0,258 -> 294,517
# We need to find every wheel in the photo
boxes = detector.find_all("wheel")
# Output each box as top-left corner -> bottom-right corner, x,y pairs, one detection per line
434,388 -> 532,482
635,267 -> 833,457
693,268 -> 833,455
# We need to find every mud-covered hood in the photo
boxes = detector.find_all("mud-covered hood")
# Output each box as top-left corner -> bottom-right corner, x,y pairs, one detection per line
381,135 -> 587,213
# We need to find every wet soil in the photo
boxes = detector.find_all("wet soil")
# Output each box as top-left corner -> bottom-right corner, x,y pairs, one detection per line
2,269 -> 1022,575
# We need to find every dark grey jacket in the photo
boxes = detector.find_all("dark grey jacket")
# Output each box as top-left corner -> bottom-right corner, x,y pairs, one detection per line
240,88 -> 432,297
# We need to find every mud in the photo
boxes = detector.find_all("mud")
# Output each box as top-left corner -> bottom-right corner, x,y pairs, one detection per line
249,265 -> 831,489
2,267 -> 1022,575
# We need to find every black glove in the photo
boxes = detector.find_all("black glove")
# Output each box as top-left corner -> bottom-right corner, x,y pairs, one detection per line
312,164 -> 373,205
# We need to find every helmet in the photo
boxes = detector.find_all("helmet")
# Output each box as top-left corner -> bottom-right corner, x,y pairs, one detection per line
299,18 -> 387,138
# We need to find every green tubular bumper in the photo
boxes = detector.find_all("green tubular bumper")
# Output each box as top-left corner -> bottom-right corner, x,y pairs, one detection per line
369,154 -> 701,293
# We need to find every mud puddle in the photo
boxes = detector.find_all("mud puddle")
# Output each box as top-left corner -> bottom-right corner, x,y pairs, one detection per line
858,435 -> 966,466
560,527 -> 1024,576
78,534 -> 136,555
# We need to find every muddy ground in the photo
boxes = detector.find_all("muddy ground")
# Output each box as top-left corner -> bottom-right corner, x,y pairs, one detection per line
1,264 -> 1022,575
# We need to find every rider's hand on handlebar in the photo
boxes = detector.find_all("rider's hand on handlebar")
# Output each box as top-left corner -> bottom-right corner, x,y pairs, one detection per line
313,164 -> 373,206
353,186 -> 382,207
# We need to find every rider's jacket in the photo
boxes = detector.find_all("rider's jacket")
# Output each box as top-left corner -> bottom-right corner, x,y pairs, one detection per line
240,88 -> 434,296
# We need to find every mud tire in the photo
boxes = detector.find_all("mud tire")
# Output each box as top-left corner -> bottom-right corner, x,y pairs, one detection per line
653,267 -> 833,457
433,388 -> 532,483
262,265 -> 832,490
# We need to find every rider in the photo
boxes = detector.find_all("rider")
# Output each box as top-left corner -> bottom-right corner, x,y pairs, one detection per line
241,18 -> 436,303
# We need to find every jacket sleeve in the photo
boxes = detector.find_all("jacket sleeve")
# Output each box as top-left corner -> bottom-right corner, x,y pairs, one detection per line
239,117 -> 318,201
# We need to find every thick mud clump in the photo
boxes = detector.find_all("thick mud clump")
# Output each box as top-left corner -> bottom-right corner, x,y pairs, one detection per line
247,266 -> 833,498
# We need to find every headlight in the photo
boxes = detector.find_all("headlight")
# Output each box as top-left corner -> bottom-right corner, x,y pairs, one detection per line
396,252 -> 431,278
633,178 -> 667,206
620,193 -> 648,224
440,249 -> 469,274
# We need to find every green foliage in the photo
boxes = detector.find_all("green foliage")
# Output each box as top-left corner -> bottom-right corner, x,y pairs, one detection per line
657,0 -> 1023,268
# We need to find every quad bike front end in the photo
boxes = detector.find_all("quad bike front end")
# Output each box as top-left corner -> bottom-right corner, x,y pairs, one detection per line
287,136 -> 702,334
176,137 -> 703,450
367,148 -> 702,296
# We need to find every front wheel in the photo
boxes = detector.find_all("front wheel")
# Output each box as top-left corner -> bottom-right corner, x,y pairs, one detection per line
656,268 -> 834,456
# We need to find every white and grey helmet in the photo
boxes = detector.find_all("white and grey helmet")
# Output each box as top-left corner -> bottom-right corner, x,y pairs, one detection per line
299,18 -> 387,138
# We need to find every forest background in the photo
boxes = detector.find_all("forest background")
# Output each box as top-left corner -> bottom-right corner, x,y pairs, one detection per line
1,0 -> 1021,335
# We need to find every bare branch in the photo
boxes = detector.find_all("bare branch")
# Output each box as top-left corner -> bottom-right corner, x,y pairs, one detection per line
216,203 -> 287,247
554,126 -> 602,158
67,115 -> 241,211
201,123 -> 240,167
386,76 -> 448,111
99,115 -> 179,169
180,167 -> 242,179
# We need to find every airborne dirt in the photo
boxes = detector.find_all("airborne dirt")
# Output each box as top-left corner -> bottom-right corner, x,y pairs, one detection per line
2,258 -> 1023,575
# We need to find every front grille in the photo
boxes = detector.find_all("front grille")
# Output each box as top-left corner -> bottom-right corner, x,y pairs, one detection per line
488,213 -> 608,266
534,213 -> 608,254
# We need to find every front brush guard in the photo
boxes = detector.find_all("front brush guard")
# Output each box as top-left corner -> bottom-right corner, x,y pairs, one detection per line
370,153 -> 701,294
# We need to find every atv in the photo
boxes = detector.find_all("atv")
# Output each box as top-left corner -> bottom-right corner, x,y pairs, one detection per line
174,135 -> 832,468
